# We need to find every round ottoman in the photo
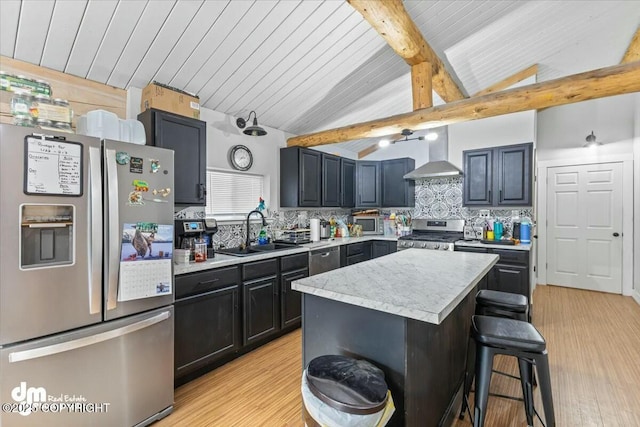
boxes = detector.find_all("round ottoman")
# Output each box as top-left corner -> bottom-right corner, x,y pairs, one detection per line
301,355 -> 395,427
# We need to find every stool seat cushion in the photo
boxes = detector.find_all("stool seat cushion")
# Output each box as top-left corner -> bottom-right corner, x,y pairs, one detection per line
472,315 -> 546,353
306,355 -> 388,414
476,290 -> 528,313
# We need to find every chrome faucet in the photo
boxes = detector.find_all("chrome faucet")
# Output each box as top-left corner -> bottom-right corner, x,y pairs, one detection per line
245,210 -> 267,249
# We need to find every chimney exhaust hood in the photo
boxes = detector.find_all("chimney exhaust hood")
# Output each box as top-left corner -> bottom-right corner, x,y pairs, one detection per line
403,127 -> 462,180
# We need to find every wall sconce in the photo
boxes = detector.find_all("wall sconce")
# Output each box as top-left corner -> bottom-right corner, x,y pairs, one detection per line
236,111 -> 267,136
584,131 -> 601,147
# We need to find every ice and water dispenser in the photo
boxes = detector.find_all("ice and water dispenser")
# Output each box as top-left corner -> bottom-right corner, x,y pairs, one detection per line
20,204 -> 75,268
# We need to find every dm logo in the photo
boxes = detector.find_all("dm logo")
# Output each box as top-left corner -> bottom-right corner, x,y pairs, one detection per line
11,382 -> 46,416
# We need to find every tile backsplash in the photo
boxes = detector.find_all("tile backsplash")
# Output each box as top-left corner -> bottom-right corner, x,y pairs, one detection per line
176,176 -> 533,249
412,177 -> 533,235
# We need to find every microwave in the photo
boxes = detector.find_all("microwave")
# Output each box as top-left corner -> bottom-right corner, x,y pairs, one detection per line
353,216 -> 384,235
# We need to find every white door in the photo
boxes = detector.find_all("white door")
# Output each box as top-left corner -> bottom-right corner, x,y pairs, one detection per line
547,163 -> 623,293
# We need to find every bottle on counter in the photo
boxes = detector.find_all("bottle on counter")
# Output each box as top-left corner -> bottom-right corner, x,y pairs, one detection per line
520,217 -> 532,244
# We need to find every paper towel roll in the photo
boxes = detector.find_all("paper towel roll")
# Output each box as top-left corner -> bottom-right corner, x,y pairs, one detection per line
310,218 -> 321,242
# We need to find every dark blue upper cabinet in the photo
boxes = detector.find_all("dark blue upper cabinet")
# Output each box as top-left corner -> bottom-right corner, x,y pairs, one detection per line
321,153 -> 341,207
356,161 -> 381,208
340,158 -> 356,208
496,143 -> 532,206
463,143 -> 532,207
381,158 -> 415,207
138,109 -> 206,205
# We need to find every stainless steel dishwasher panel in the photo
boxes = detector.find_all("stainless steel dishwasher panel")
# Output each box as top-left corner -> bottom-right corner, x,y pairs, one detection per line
309,246 -> 341,276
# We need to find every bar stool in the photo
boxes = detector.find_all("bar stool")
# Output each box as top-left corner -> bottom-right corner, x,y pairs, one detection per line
467,315 -> 555,427
475,289 -> 530,322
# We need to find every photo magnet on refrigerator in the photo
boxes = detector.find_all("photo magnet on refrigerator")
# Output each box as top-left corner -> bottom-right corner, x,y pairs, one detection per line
115,152 -> 130,165
150,159 -> 160,173
130,157 -> 143,174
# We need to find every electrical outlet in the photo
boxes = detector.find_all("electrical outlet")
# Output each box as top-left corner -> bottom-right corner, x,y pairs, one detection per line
479,209 -> 490,219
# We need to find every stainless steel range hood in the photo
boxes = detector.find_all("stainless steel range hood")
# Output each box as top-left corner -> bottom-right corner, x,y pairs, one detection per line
403,127 -> 462,179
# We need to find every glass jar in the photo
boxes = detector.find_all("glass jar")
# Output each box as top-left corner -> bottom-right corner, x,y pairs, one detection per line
52,121 -> 72,131
36,118 -> 53,128
194,240 -> 207,262
11,93 -> 32,116
53,98 -> 69,107
13,116 -> 34,127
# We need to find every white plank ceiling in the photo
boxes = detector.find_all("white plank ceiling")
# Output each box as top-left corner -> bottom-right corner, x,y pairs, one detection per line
1,0 -> 638,155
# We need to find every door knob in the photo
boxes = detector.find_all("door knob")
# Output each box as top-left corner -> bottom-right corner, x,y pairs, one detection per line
613,232 -> 620,237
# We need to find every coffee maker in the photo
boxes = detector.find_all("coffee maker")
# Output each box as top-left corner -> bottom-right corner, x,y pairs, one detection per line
175,219 -> 218,261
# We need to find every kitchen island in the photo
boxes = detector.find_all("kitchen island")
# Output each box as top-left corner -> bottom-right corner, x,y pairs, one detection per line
292,248 -> 498,427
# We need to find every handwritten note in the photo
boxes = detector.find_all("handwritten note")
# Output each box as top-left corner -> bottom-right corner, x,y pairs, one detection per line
25,137 -> 82,196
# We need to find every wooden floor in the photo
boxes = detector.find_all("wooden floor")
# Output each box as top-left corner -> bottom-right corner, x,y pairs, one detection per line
156,286 -> 640,426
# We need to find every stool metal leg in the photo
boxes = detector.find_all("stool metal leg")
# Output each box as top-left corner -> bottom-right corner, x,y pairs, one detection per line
459,333 -> 476,420
473,345 -> 495,427
534,351 -> 556,427
518,357 -> 535,426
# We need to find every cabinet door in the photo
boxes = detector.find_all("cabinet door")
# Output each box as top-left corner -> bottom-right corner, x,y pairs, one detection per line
341,158 -> 356,207
357,161 -> 381,207
496,143 -> 532,206
322,153 -> 341,207
147,110 -> 206,205
243,276 -> 279,345
489,263 -> 528,297
371,241 -> 390,259
463,149 -> 493,206
299,149 -> 322,207
174,285 -> 240,378
381,158 -> 415,207
280,268 -> 308,329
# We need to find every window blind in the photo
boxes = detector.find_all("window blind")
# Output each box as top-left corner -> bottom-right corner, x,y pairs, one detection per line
205,170 -> 264,216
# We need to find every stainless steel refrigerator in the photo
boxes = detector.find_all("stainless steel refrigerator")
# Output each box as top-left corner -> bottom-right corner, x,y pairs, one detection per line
0,124 -> 174,426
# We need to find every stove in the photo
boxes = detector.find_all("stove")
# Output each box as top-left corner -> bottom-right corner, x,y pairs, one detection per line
397,219 -> 464,251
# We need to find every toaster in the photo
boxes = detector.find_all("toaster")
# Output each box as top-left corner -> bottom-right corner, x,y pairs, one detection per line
463,225 -> 483,240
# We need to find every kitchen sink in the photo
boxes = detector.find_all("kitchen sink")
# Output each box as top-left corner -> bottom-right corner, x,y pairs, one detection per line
217,242 -> 298,257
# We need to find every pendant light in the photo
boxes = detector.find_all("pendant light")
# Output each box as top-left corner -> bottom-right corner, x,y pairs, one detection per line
236,111 -> 267,136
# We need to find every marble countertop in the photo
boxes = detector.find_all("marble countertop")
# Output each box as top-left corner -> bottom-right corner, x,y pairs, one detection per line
174,235 -> 398,275
292,249 -> 498,325
455,240 -> 532,251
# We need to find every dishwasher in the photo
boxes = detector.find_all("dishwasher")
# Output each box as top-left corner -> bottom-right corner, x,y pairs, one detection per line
309,246 -> 341,276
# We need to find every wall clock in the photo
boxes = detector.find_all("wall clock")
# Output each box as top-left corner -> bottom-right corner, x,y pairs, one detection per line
229,145 -> 253,171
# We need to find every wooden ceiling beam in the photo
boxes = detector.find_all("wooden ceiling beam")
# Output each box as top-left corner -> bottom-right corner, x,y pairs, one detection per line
357,60 -> 435,158
287,61 -> 640,148
621,26 -> 640,63
347,0 -> 465,102
474,64 -> 539,97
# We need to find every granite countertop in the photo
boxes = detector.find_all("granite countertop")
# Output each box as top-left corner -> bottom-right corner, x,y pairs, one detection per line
292,249 -> 498,325
174,235 -> 398,275
455,240 -> 532,251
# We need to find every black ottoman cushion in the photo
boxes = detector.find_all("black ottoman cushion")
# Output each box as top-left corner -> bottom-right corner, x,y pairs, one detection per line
306,355 -> 388,414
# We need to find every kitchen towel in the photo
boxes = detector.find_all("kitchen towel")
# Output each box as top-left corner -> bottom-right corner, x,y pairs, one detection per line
310,218 -> 321,242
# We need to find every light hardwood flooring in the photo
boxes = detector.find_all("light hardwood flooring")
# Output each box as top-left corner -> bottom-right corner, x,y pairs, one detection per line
156,286 -> 640,426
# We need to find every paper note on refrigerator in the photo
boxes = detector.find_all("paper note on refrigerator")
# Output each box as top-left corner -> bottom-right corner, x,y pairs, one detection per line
118,223 -> 173,302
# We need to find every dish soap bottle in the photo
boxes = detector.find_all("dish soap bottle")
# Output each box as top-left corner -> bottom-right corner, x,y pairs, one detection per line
257,228 -> 268,245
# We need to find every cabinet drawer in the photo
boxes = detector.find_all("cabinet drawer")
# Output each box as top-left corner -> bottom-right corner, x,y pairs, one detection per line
346,253 -> 367,265
280,253 -> 309,273
242,258 -> 278,282
176,266 -> 240,299
346,243 -> 365,256
491,249 -> 528,264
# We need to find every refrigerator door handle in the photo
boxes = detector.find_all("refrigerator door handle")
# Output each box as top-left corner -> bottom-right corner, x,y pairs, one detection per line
8,311 -> 171,363
89,146 -> 102,315
105,148 -> 120,310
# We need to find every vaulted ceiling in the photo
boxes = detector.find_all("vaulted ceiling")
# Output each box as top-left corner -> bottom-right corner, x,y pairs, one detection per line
1,0 -> 638,152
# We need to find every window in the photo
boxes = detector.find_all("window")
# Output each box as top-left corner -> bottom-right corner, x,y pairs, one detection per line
205,169 -> 264,218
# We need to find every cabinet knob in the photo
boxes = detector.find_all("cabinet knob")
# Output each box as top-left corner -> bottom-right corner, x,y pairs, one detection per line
613,232 -> 620,237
